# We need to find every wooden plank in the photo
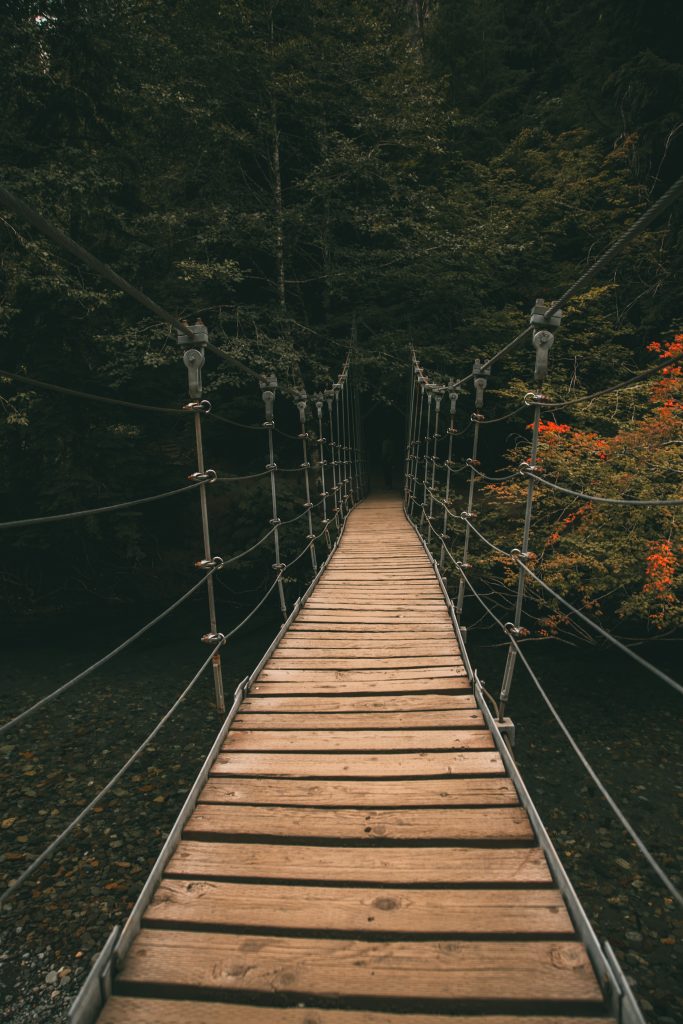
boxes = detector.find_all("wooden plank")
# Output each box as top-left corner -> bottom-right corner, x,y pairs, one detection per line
116,931 -> 603,1006
248,680 -> 470,696
197,777 -> 519,807
211,751 -> 504,777
144,880 -> 572,934
288,623 -> 454,634
100,1000 -> 613,1024
167,841 -> 553,885
183,805 -> 534,842
240,694 -> 477,712
257,668 -> 467,681
267,657 -> 463,670
277,640 -> 459,651
222,729 -> 493,752
232,711 -> 484,729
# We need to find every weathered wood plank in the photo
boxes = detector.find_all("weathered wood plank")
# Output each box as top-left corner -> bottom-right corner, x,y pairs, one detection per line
257,668 -> 467,682
288,624 -> 454,634
232,711 -> 484,729
197,777 -> 519,807
100,1000 -> 613,1024
222,729 -> 493,752
277,639 -> 458,650
211,751 -> 504,777
239,694 -> 477,712
166,841 -> 553,885
144,880 -> 572,934
116,931 -> 602,1006
267,657 -> 463,670
248,679 -> 470,696
183,805 -> 533,842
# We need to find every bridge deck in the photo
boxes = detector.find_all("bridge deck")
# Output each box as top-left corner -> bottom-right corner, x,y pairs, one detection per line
98,496 -> 613,1024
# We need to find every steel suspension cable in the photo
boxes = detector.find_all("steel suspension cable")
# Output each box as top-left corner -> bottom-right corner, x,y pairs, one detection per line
542,348 -> 683,411
523,469 -> 683,506
0,480 -> 205,529
0,567 -> 219,738
0,640 -> 225,908
450,559 -> 683,908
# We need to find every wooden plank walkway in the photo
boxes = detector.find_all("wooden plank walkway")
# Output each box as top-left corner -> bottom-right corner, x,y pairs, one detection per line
98,495 -> 613,1024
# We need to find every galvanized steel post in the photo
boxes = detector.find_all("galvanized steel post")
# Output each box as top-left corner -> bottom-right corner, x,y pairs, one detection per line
439,382 -> 462,569
296,392 -> 318,573
499,300 -> 562,718
426,385 -> 444,544
260,374 -> 288,620
177,320 -> 225,713
455,358 -> 490,620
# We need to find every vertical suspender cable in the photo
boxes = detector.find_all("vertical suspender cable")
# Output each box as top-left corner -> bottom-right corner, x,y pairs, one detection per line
427,386 -> 443,544
326,389 -> 340,531
409,381 -> 425,517
420,386 -> 433,524
404,362 -> 417,506
455,359 -> 489,620
314,395 -> 332,547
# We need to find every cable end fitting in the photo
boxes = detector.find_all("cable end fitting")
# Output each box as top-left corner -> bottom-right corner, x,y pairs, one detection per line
195,556 -> 224,570
183,399 -> 211,414
466,458 -> 480,468
188,469 -> 217,484
471,412 -> 485,423
201,631 -> 225,645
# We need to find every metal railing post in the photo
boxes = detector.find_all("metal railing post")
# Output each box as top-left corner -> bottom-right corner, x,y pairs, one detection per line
325,389 -> 340,531
296,391 -> 318,573
426,385 -> 444,544
499,300 -> 562,718
314,394 -> 331,547
419,385 -> 433,525
439,382 -> 462,569
408,377 -> 425,518
177,320 -> 225,713
404,360 -> 417,506
455,358 -> 490,620
260,374 -> 288,620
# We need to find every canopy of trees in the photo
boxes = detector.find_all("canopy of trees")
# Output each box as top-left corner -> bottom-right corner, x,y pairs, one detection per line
1,0 -> 681,626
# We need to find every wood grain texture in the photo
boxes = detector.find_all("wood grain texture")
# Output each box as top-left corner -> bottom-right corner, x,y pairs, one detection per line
144,880 -> 572,935
248,680 -> 471,696
267,656 -> 462,670
221,729 -> 493,752
166,841 -> 553,884
256,668 -> 467,682
231,711 -> 485,729
197,777 -> 519,807
239,695 -> 477,712
211,750 -> 504,778
183,805 -> 533,842
100,1000 -> 613,1024
116,931 -> 602,1006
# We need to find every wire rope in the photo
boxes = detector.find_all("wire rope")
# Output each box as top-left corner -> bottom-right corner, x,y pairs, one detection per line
451,561 -> 683,908
0,640 -> 224,908
523,470 -> 683,507
0,481 -> 205,529
0,569 -> 219,738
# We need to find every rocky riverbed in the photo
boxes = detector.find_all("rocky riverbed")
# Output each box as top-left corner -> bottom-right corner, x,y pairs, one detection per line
1,620 -> 681,1023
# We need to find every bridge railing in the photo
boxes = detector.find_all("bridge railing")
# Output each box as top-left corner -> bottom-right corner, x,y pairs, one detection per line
0,183 -> 368,913
403,175 -> 683,913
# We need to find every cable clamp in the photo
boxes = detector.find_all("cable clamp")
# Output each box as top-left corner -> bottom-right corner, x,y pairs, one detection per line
510,548 -> 533,561
466,458 -> 480,468
195,556 -> 224,570
320,491 -> 329,498
201,632 -> 225,645
518,461 -> 538,475
266,462 -> 277,471
523,391 -> 546,406
188,469 -> 217,484
504,622 -> 530,638
456,560 -> 472,570
262,420 -> 274,429
306,533 -> 315,541
300,461 -> 311,469
470,412 -> 485,423
269,517 -> 281,526
303,501 -> 313,510
182,399 -> 212,414
460,510 -> 477,520
272,562 -> 286,571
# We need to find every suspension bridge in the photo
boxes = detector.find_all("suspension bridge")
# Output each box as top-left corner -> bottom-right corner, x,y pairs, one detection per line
0,176 -> 681,1024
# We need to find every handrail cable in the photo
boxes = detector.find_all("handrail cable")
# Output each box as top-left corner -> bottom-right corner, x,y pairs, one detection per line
523,469 -> 683,507
0,368 -> 304,440
454,173 -> 683,389
456,516 -> 683,699
0,480 -> 204,530
450,558 -> 683,908
0,568 -> 219,738
0,639 -> 224,908
543,348 -> 683,411
0,184 -> 263,384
